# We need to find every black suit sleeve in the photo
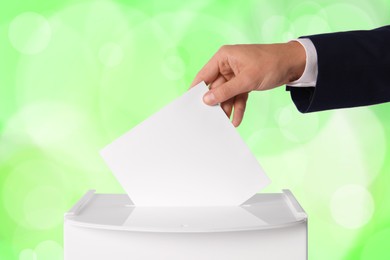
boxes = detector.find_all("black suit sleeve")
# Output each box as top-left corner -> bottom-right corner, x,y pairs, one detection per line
286,26 -> 390,113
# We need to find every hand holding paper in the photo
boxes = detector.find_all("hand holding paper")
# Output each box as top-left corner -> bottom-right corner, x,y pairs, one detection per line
100,81 -> 270,206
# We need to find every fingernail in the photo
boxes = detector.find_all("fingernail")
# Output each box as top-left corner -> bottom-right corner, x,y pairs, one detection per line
203,92 -> 216,105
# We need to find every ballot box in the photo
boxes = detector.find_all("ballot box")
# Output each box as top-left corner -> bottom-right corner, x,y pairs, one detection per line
64,189 -> 307,260
65,82 -> 308,259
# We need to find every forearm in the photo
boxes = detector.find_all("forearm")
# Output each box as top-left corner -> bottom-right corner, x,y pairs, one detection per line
288,26 -> 390,113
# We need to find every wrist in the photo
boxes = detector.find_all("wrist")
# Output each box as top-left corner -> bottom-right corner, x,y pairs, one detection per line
285,41 -> 306,83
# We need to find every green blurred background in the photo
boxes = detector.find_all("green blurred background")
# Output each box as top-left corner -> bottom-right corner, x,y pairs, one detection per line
1,0 -> 390,259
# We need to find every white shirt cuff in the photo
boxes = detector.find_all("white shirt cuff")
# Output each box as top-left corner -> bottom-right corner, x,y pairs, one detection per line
287,38 -> 318,87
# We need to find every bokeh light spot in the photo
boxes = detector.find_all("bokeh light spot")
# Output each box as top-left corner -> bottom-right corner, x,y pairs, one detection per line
276,104 -> 319,143
261,15 -> 293,42
19,249 -> 36,260
301,109 -> 384,199
330,184 -> 374,229
23,186 -> 66,229
322,3 -> 375,31
291,15 -> 331,36
34,240 -> 63,260
161,54 -> 186,80
260,146 -> 308,190
17,101 -> 87,148
99,42 -> 124,67
3,159 -> 70,229
8,12 -> 51,55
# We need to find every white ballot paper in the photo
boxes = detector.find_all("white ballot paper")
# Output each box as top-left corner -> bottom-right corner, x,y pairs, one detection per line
100,81 -> 270,206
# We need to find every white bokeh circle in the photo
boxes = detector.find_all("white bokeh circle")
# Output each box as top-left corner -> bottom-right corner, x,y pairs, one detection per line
34,240 -> 63,260
259,146 -> 308,189
302,108 -> 385,198
290,15 -> 330,36
330,184 -> 374,229
17,101 -> 87,148
277,105 -> 293,126
276,104 -> 320,143
19,249 -> 36,260
99,42 -> 124,67
9,12 -> 51,55
322,3 -> 375,31
261,15 -> 294,42
23,186 -> 67,230
161,54 -> 186,80
2,159 -> 70,229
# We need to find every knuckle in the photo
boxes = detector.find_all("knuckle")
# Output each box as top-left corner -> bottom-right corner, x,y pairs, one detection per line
219,45 -> 231,53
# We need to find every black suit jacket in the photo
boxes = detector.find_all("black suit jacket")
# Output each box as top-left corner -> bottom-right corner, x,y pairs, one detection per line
287,26 -> 390,113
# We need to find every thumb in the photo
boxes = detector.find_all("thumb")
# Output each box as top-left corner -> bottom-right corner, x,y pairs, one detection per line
203,76 -> 249,105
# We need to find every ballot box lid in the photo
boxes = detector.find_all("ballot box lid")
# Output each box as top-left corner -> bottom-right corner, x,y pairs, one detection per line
64,190 -> 307,233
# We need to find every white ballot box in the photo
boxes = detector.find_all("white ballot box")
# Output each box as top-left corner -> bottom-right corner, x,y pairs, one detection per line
64,189 -> 307,260
65,82 -> 308,259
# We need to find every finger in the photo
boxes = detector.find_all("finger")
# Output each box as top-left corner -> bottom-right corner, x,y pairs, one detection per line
203,75 -> 249,105
209,74 -> 226,90
190,53 -> 220,88
232,93 -> 248,127
221,98 -> 234,118
218,58 -> 235,81
205,73 -> 233,118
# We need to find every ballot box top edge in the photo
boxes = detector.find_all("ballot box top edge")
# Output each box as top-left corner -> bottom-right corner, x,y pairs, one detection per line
64,190 -> 307,233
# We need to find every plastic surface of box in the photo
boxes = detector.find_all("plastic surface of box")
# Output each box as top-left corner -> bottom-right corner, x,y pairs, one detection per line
64,190 -> 307,260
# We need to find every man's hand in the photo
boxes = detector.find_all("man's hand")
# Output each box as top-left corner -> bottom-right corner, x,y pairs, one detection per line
191,42 -> 306,127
